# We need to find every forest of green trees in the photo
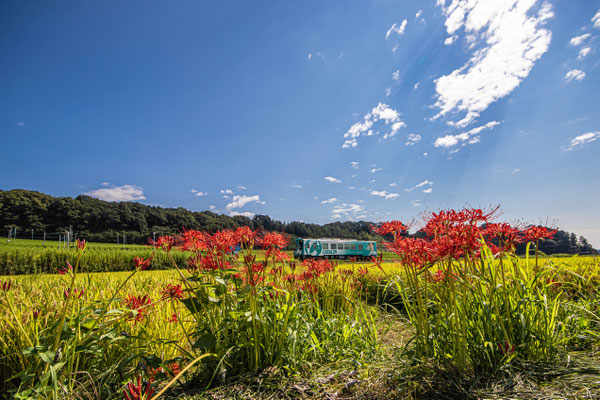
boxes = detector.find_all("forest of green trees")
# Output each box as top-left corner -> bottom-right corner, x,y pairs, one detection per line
0,189 -> 597,255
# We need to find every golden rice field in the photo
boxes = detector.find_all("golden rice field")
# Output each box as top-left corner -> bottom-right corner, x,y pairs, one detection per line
1,222 -> 599,399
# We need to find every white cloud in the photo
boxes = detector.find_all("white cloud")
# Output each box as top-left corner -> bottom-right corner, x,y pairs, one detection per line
386,19 -> 407,40
225,194 -> 261,210
350,161 -> 359,169
236,185 -> 247,190
389,183 -> 398,187
414,82 -> 420,89
101,182 -> 110,186
209,205 -> 216,210
370,190 -> 399,199
592,9 -> 600,28
308,53 -> 312,60
565,69 -> 586,82
385,87 -> 391,96
422,188 -> 433,194
370,168 -> 383,173
331,203 -> 365,220
195,191 -> 207,197
220,189 -> 233,195
291,184 -> 302,189
324,176 -> 342,183
343,103 -> 405,147
229,211 -> 255,218
513,168 -> 521,174
578,47 -> 591,60
566,131 -> 600,150
444,35 -> 458,45
416,10 -> 422,19
392,70 -> 400,81
405,133 -> 422,146
16,122 -> 25,127
433,0 -> 553,127
85,185 -> 146,202
412,199 -> 421,207
321,197 -> 338,204
570,33 -> 591,46
434,120 -> 500,147
423,152 -> 428,156
405,180 -> 433,192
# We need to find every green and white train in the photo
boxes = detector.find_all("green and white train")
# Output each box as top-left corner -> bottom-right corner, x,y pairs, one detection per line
293,238 -> 377,261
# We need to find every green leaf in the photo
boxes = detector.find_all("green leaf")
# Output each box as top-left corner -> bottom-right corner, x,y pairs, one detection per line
181,297 -> 203,313
39,351 -> 56,364
192,333 -> 216,350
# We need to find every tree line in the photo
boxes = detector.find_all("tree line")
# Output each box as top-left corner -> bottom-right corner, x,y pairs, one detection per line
0,189 -> 597,255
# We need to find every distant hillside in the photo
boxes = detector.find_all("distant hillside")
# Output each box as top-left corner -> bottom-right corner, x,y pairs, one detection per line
0,189 -> 597,255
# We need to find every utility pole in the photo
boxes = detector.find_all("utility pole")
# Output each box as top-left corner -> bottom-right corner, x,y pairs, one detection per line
153,232 -> 156,251
43,232 -> 46,246
117,233 -> 119,245
58,235 -> 61,249
31,229 -> 34,240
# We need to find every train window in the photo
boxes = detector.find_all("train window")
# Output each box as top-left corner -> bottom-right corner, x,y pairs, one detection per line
358,244 -> 363,250
322,243 -> 329,250
331,243 -> 337,250
344,244 -> 350,250
351,244 -> 356,250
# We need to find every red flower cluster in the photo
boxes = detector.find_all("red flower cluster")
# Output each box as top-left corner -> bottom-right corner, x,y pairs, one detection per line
149,235 -> 175,252
123,375 -> 154,400
1,280 -> 11,291
58,261 -> 73,275
371,220 -> 408,236
161,284 -> 184,300
63,287 -> 85,299
133,257 -> 152,271
124,295 -> 152,323
148,362 -> 181,380
374,207 -> 558,267
76,239 -> 86,252
259,232 -> 289,260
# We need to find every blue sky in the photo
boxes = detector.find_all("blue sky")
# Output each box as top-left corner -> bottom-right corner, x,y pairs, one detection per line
1,1 -> 599,246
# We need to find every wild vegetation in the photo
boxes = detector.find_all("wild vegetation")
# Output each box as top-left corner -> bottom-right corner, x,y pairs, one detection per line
0,207 -> 599,399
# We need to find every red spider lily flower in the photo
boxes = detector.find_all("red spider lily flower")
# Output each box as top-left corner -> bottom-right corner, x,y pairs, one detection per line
58,261 -> 73,275
76,239 -> 86,252
124,295 -> 152,323
123,375 -> 154,400
32,310 -> 39,319
178,229 -> 208,253
259,232 -> 289,250
63,287 -> 85,299
1,280 -> 11,291
371,220 -> 408,236
167,313 -> 178,323
357,267 -> 368,277
522,226 -> 557,243
148,235 -> 175,252
235,226 -> 256,245
133,257 -> 152,271
161,284 -> 184,300
498,341 -> 516,356
148,363 -> 181,381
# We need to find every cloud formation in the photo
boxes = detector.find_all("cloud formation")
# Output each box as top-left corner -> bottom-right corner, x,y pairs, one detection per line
405,133 -> 422,146
386,19 -> 407,40
324,176 -> 342,183
85,185 -> 146,202
570,33 -> 590,46
370,190 -> 399,199
191,189 -> 207,196
405,180 -> 433,192
434,121 -> 500,147
565,69 -> 586,82
433,0 -> 553,127
566,131 -> 600,150
225,194 -> 262,210
331,203 -> 365,220
321,197 -> 338,204
343,103 -> 405,147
